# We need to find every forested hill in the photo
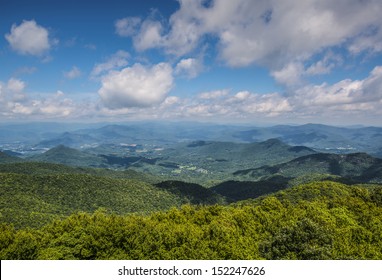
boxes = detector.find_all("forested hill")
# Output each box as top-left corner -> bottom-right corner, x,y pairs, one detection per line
29,145 -> 107,167
0,151 -> 23,163
1,181 -> 381,260
233,152 -> 382,183
0,170 -> 225,229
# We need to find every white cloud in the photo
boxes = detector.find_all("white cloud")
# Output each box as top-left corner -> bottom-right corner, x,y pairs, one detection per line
5,20 -> 52,56
2,66 -> 382,123
9,92 -> 77,118
98,62 -> 173,108
0,78 -> 88,120
175,58 -> 203,78
133,20 -> 164,51
64,66 -> 81,79
7,78 -> 26,93
0,78 -> 27,103
153,89 -> 293,120
145,66 -> 382,122
198,89 -> 229,100
271,62 -> 304,87
90,50 -> 129,77
306,61 -> 333,76
291,66 -> 382,116
125,0 -> 382,84
115,17 -> 142,37
305,52 -> 342,76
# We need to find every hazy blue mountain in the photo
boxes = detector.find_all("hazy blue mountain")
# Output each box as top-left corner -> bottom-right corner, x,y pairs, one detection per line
233,123 -> 382,156
35,122 -> 247,148
2,122 -> 382,158
36,132 -> 99,148
0,122 -> 105,144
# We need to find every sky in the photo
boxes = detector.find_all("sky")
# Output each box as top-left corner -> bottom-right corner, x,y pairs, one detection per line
1,0 -> 382,125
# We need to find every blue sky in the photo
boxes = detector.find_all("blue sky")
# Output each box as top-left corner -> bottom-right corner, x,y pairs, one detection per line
1,0 -> 382,125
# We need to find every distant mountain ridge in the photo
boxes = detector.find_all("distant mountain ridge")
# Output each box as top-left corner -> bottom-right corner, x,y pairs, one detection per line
2,122 -> 382,157
20,139 -> 317,174
233,123 -> 382,156
234,152 -> 382,183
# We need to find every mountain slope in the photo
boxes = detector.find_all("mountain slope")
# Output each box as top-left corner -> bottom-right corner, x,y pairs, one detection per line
29,145 -> 107,167
0,151 -> 24,163
0,171 -> 223,229
234,152 -> 382,183
128,139 -> 317,182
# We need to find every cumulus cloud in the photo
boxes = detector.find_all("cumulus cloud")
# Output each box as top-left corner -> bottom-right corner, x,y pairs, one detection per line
64,66 -> 81,79
0,78 -> 27,103
290,66 -> 382,118
98,62 -> 173,108
133,20 -> 165,51
143,66 -> 382,122
90,50 -> 129,78
0,78 -> 88,120
147,89 -> 292,121
175,58 -> 203,78
121,0 -> 382,86
271,62 -> 305,87
2,66 -> 382,123
5,20 -> 52,56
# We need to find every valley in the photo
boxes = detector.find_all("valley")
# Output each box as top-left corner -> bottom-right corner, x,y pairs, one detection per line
1,122 -> 382,260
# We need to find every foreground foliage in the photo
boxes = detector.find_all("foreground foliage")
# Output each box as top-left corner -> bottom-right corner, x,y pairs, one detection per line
1,181 -> 381,260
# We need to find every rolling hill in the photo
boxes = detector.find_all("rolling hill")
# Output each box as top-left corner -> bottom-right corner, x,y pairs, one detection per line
0,151 -> 24,163
15,140 -> 317,184
0,170 -> 226,229
28,145 -> 107,167
125,139 -> 317,182
234,152 -> 382,183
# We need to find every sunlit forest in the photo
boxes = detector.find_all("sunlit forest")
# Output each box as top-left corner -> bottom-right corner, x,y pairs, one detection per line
1,181 -> 381,260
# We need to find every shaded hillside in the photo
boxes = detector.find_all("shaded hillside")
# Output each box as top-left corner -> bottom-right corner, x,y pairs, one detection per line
155,180 -> 226,205
1,181 -> 381,260
0,151 -> 24,163
234,152 -> 382,183
211,177 -> 290,202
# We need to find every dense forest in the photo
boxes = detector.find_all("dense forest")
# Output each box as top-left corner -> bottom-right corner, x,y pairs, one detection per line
1,129 -> 382,260
1,180 -> 382,260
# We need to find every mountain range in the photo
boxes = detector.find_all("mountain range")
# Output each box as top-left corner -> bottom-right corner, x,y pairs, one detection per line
2,136 -> 382,187
1,122 -> 382,158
